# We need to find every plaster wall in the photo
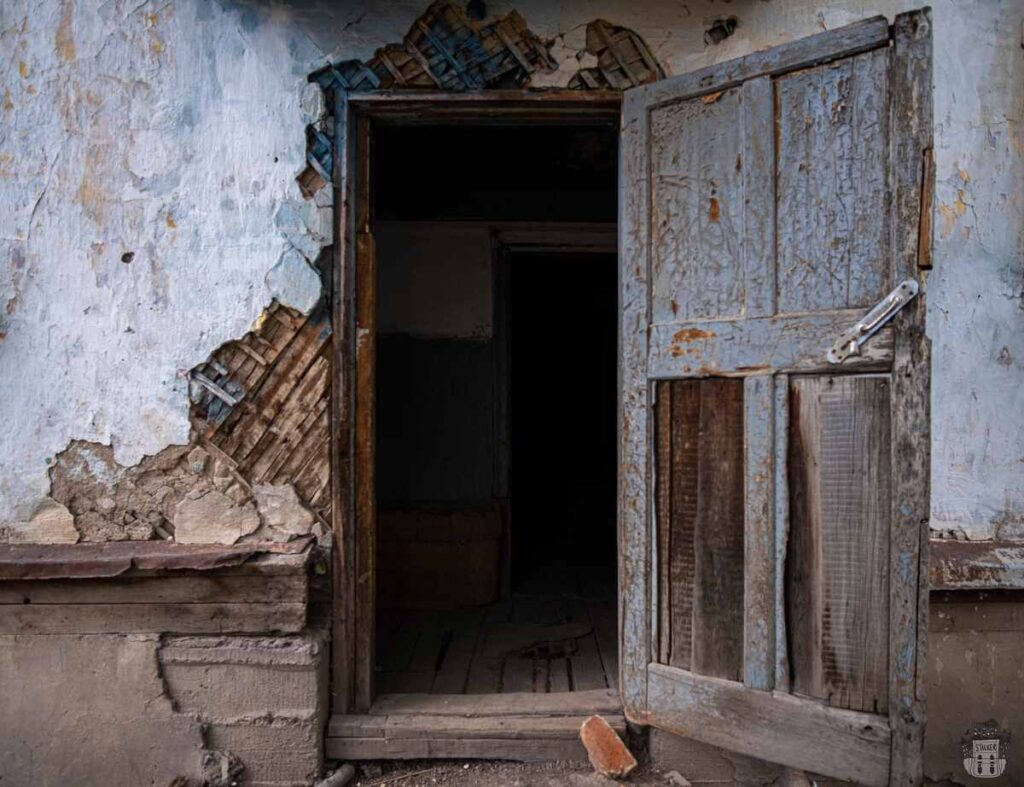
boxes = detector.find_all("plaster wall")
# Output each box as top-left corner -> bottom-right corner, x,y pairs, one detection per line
0,634 -> 206,786
0,0 -> 1021,541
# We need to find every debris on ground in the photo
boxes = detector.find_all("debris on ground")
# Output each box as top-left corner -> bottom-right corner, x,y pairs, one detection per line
333,758 -> 678,786
315,763 -> 356,787
579,715 -> 638,779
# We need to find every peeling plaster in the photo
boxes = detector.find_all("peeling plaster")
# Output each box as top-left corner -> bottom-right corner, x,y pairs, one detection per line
1,0 -> 1022,541
0,0 -> 329,522
265,247 -> 322,316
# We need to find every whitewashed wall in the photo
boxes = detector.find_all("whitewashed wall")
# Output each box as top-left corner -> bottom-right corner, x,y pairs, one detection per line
1,0 -> 1020,540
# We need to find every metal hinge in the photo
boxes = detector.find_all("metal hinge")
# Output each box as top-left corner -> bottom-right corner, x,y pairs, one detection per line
827,279 -> 920,364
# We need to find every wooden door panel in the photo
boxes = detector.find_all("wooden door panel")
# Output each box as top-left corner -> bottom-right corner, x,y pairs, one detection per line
787,375 -> 891,714
654,379 -> 745,680
776,48 -> 892,314
650,88 -> 745,323
648,312 -> 893,378
618,11 -> 932,784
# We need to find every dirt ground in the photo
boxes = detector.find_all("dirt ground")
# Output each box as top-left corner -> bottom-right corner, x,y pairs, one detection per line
342,759 -> 686,787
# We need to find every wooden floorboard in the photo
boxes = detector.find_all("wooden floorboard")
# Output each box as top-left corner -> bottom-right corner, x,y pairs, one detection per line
355,571 -> 623,763
325,735 -> 587,762
326,710 -> 627,762
369,688 -> 620,716
377,577 -> 618,696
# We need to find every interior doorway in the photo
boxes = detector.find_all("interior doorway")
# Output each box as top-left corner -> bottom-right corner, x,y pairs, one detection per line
370,122 -> 619,699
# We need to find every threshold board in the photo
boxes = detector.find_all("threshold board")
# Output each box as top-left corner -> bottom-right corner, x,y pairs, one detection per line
326,689 -> 624,762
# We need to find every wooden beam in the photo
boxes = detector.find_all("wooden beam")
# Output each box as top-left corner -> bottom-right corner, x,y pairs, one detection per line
326,709 -> 627,762
368,688 -> 620,717
887,10 -> 933,786
352,114 -> 376,714
619,78 -> 653,722
647,664 -> 890,786
630,16 -> 889,110
0,602 -> 306,635
325,735 -> 586,762
383,714 -> 625,740
648,313 -> 893,379
0,574 -> 305,605
331,86 -> 356,716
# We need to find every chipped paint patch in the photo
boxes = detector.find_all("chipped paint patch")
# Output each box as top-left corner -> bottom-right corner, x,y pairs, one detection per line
672,327 -> 716,343
55,0 -> 76,61
937,188 -> 969,239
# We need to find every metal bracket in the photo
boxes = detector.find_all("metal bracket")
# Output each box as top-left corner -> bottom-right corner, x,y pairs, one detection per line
827,279 -> 920,364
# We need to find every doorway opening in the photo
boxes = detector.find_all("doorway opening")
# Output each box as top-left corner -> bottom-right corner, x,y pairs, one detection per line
371,121 -> 619,700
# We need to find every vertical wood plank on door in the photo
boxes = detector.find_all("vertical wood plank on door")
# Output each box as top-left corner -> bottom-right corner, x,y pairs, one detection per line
649,88 -> 745,324
619,87 -> 652,717
787,376 -> 891,714
786,378 -> 824,700
667,381 -> 700,670
741,76 -> 776,318
819,377 -> 890,712
691,379 -> 745,682
656,379 -> 744,680
773,374 -> 791,693
743,375 -> 775,690
655,383 -> 673,665
889,10 -> 933,784
776,48 -> 891,314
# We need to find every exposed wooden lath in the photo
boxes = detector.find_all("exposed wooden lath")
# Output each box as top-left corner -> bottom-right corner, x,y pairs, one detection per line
311,1 -> 557,94
568,20 -> 665,90
299,3 -> 661,196
190,300 -> 333,520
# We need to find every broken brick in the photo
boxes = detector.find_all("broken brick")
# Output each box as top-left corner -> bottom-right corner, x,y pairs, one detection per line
580,714 -> 637,779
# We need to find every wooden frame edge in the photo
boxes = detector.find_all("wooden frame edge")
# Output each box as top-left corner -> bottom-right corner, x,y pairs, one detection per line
330,91 -> 623,718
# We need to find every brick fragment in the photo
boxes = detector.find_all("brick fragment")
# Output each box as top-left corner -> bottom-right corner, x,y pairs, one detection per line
580,714 -> 637,779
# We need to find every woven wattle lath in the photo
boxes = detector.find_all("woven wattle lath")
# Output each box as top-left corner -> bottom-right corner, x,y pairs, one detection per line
300,2 -> 664,186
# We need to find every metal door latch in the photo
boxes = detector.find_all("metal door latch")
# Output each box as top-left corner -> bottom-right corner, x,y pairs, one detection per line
827,279 -> 920,364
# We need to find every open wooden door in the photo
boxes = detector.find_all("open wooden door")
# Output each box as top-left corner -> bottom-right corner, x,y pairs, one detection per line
618,12 -> 931,786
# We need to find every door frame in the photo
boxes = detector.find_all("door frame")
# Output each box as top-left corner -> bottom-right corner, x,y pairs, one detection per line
329,91 -> 622,716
